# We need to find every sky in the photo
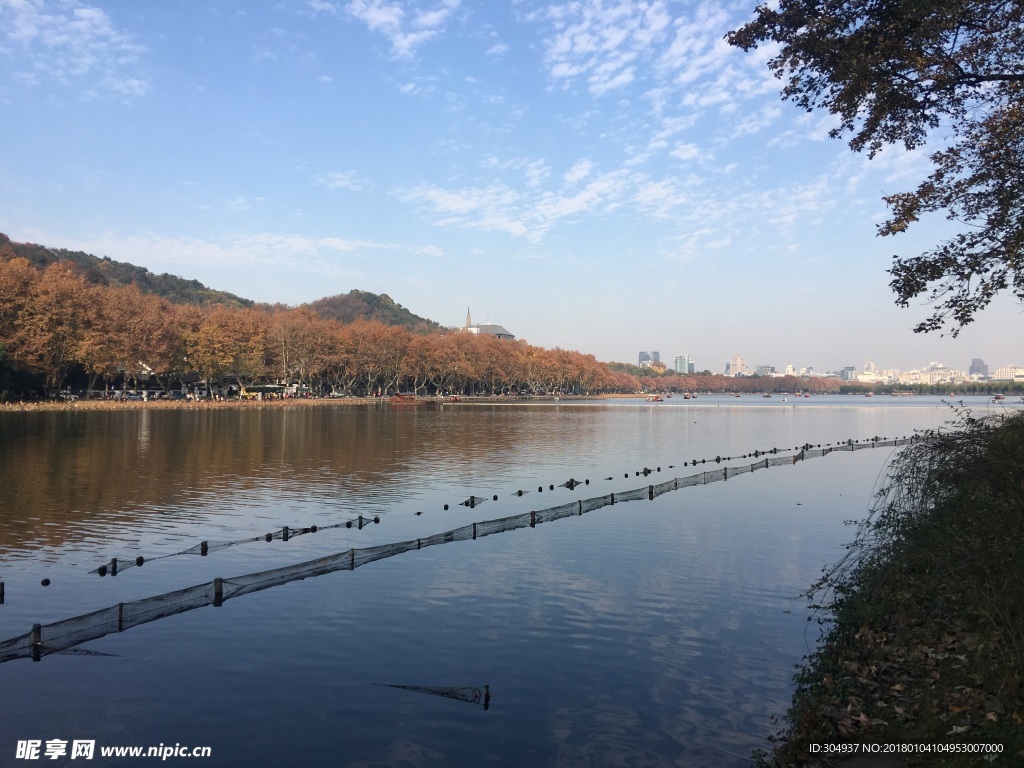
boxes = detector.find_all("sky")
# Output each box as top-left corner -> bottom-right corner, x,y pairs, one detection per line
1,0 -> 1020,374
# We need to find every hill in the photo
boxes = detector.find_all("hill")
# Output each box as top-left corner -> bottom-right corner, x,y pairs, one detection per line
305,290 -> 442,333
0,233 -> 443,331
0,232 -> 253,309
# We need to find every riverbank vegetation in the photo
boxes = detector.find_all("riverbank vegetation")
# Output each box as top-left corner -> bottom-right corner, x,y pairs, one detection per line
759,410 -> 1024,766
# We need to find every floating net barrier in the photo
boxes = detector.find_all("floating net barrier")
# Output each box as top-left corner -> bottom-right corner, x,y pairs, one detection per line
374,683 -> 491,710
83,436 -> 917,578
88,514 -> 382,577
1,436 -> 917,665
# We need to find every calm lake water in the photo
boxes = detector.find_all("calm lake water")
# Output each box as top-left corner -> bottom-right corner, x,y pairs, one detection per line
0,395 -> 1017,767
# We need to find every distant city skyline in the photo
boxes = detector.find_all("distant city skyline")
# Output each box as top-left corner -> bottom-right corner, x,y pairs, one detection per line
637,350 -> 1021,381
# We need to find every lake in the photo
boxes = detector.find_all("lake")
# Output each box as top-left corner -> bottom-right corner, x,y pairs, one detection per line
0,395 -> 1016,766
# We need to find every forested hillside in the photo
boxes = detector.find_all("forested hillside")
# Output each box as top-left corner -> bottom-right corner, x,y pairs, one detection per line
305,290 -> 441,333
0,233 -> 252,309
1,234 -> 444,331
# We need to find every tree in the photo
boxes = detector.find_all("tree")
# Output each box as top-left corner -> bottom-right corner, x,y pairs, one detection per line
15,264 -> 95,392
728,1 -> 1024,334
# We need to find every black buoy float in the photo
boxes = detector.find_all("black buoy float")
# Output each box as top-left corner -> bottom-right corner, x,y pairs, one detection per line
98,565 -> 107,577
41,578 -> 50,587
492,494 -> 498,501
266,532 -> 274,541
443,504 -> 449,510
135,556 -> 144,567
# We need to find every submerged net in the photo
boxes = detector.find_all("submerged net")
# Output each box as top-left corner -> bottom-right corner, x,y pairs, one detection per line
2,436 -> 915,664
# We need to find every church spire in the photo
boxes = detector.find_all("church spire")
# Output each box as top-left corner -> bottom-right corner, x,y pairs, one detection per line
465,307 -> 472,328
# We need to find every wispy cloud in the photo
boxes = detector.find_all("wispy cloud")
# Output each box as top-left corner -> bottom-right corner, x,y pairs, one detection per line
315,171 -> 362,191
345,0 -> 460,58
396,166 -> 673,243
537,0 -> 672,96
486,42 -> 509,60
563,159 -> 593,184
0,0 -> 149,98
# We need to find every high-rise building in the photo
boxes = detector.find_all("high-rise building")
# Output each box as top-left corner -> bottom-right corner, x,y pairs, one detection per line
639,351 -> 652,367
674,354 -> 692,374
725,353 -> 747,377
969,358 -> 988,377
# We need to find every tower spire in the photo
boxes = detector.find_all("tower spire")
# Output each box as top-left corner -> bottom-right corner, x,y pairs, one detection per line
465,307 -> 472,328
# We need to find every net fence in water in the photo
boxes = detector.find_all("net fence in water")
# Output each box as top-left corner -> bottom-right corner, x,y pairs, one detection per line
1,436 -> 915,664
88,514 -> 383,577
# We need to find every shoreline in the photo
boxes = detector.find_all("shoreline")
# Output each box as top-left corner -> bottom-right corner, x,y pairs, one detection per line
759,412 -> 1024,767
0,394 -> 607,413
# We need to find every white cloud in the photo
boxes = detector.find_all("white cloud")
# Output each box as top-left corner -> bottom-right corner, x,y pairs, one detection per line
670,142 -> 699,161
563,159 -> 594,185
308,0 -> 339,14
486,42 -> 509,59
224,196 -> 266,212
346,0 -> 459,58
315,171 -> 362,191
43,230 -> 444,279
538,0 -> 672,96
0,0 -> 149,97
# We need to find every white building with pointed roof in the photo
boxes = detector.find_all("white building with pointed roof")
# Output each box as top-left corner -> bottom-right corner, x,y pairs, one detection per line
462,307 -> 515,340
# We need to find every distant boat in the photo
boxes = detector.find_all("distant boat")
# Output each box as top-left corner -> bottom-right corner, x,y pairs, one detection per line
865,392 -> 873,397
994,394 -> 1005,401
646,394 -> 664,402
762,394 -> 772,398
781,396 -> 787,402
389,393 -> 424,404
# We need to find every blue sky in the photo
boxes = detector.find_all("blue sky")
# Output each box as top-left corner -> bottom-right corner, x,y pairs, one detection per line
1,0 -> 1019,373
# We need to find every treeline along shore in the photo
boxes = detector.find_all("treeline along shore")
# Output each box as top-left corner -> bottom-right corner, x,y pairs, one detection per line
759,411 -> 1024,767
0,256 -> 849,402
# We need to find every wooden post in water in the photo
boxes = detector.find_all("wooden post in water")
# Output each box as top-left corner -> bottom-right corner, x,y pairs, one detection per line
648,484 -> 654,500
111,558 -> 118,576
31,623 -> 41,662
118,603 -> 124,632
529,511 -> 536,528
472,523 -> 477,540
213,578 -> 223,607
282,526 -> 289,542
0,580 -> 4,604
200,541 -> 208,556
